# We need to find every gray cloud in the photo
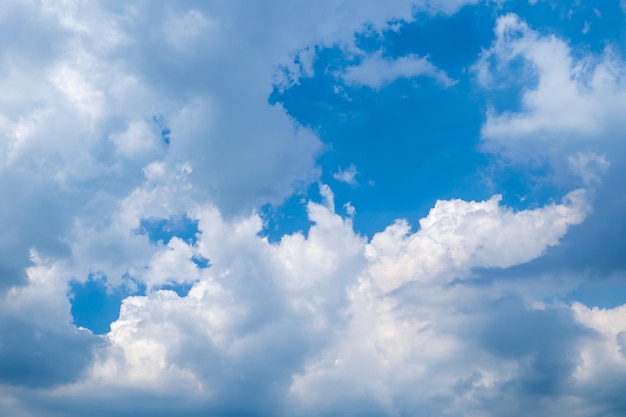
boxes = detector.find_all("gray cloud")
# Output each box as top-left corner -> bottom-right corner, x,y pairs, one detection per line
480,298 -> 591,397
0,315 -> 99,389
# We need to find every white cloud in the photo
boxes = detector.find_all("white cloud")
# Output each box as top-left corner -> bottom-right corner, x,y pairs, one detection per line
341,52 -> 456,89
17,188 -> 587,416
582,20 -> 591,34
570,301 -> 626,401
143,237 -> 201,292
50,62 -> 104,121
344,202 -> 356,217
476,14 -> 626,154
568,152 -> 610,186
0,0 -> 482,292
0,0 -> 479,398
162,10 -> 218,50
366,189 -> 589,293
333,164 -> 359,185
109,120 -> 158,158
1,2 -> 623,417
318,183 -> 336,212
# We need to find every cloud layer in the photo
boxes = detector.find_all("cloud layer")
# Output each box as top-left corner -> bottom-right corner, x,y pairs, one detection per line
1,1 -> 626,417
2,186 -> 602,417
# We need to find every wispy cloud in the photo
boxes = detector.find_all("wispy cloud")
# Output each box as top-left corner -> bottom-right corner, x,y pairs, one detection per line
333,164 -> 359,185
341,52 -> 457,89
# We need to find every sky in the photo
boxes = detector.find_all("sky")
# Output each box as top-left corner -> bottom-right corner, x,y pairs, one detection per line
1,0 -> 626,416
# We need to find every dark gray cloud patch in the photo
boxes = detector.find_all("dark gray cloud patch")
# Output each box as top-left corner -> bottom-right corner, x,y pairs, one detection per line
527,148 -> 626,282
0,315 -> 99,388
0,178 -> 73,291
480,298 -> 592,397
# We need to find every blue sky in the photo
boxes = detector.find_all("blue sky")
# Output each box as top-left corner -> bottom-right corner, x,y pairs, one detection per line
2,1 -> 626,416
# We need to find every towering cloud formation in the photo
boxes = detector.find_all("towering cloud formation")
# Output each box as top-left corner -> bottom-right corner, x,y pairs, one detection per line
2,186 -> 592,416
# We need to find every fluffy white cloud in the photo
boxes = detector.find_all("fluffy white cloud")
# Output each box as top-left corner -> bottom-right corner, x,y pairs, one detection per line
2,2 -> 625,417
573,302 -> 626,362
8,186 -> 587,416
472,12 -> 626,286
1,1 -> 483,412
366,189 -> 589,292
475,14 -> 626,158
569,301 -> 626,413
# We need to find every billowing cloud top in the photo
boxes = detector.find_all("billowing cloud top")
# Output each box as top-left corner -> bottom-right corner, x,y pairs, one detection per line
1,1 -> 626,416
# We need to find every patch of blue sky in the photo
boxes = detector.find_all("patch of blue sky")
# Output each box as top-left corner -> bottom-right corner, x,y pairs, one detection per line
361,3 -> 496,77
191,254 -> 210,269
503,0 -> 626,56
269,9 -> 571,237
273,72 -> 485,235
153,282 -> 195,297
72,218 -> 207,335
137,215 -> 200,245
69,275 -> 146,335
259,184 -> 316,243
356,4 -> 536,115
265,1 -> 625,312
566,275 -> 626,309
152,113 -> 171,145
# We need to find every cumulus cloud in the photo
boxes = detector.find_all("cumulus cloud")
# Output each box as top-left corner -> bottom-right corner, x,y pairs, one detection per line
0,0 -> 479,292
471,12 -> 626,280
0,186 -> 592,416
475,13 -> 626,156
2,2 -> 625,417
0,0 -> 480,411
365,189 -> 589,292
